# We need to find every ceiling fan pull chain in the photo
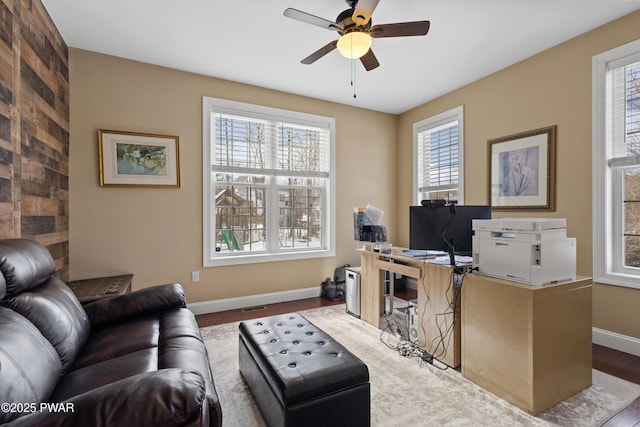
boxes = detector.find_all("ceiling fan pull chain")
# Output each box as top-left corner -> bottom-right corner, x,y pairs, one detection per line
351,59 -> 357,98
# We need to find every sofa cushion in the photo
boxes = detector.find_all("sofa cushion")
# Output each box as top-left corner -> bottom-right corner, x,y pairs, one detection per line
4,277 -> 90,373
71,314 -> 160,371
158,308 -> 221,417
50,348 -> 159,402
0,308 -> 63,424
0,239 -> 56,296
52,309 -> 207,399
159,308 -> 211,371
51,306 -> 223,424
0,272 -> 6,300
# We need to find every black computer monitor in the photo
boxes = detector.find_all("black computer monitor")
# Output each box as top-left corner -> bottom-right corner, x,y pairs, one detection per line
409,204 -> 491,255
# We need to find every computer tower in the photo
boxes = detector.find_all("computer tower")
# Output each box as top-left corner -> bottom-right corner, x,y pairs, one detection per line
345,266 -> 361,318
408,299 -> 418,344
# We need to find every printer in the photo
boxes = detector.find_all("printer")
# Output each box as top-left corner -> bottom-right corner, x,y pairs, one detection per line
472,218 -> 576,285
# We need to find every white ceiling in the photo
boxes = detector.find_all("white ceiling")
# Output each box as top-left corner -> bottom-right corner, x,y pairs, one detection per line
42,0 -> 640,115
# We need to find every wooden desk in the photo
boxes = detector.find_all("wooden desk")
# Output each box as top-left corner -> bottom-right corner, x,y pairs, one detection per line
419,263 -> 461,368
67,274 -> 133,303
360,248 -> 462,367
461,274 -> 592,415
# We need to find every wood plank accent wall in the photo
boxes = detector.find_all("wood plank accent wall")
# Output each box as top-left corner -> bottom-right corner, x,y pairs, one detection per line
0,0 -> 69,279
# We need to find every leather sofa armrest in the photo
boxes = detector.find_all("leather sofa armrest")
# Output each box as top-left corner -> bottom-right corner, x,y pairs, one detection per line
4,369 -> 209,427
84,283 -> 187,329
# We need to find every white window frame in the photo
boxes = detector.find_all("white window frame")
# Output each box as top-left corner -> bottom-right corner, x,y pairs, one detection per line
202,97 -> 336,267
412,106 -> 465,205
593,39 -> 640,289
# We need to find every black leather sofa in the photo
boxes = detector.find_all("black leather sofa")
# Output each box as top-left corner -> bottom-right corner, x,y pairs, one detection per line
0,239 -> 221,427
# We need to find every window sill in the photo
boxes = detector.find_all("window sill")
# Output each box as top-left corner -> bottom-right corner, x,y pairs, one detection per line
204,248 -> 335,267
593,271 -> 640,290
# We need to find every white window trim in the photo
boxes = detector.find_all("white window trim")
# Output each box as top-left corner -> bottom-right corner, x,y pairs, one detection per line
412,105 -> 465,205
593,39 -> 640,289
202,97 -> 336,267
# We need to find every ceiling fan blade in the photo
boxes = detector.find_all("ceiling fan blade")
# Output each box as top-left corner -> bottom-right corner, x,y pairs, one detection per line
360,49 -> 380,71
283,8 -> 341,31
352,0 -> 380,26
370,21 -> 430,38
301,40 -> 339,65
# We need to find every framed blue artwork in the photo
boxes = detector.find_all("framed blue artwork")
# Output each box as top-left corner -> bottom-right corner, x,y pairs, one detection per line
488,125 -> 556,211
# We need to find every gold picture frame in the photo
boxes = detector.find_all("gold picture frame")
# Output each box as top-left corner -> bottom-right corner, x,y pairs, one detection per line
487,125 -> 556,211
98,130 -> 180,188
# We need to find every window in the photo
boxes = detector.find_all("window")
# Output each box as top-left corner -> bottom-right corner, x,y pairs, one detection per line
593,39 -> 640,288
202,97 -> 335,266
413,106 -> 464,204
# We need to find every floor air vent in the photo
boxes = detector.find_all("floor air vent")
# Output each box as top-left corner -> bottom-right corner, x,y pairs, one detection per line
241,305 -> 267,313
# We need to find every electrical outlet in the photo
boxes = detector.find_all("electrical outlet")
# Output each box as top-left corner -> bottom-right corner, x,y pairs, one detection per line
191,271 -> 200,282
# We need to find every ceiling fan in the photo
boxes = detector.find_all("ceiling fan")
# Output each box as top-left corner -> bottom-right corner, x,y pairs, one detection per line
283,0 -> 430,71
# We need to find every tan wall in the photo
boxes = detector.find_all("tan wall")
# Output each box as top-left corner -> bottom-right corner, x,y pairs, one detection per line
69,49 -> 396,303
396,11 -> 640,339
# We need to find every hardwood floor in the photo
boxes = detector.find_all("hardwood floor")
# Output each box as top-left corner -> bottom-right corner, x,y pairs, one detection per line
195,297 -> 342,327
595,344 -> 640,427
196,294 -> 640,425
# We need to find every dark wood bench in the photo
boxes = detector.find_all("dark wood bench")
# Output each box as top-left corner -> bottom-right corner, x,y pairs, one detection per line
239,312 -> 370,427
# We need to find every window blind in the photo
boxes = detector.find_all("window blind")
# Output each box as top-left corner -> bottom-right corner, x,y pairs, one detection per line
607,56 -> 640,163
212,113 -> 329,178
417,120 -> 459,193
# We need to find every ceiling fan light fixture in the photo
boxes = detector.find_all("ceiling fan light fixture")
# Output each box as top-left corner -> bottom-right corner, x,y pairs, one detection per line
337,31 -> 371,59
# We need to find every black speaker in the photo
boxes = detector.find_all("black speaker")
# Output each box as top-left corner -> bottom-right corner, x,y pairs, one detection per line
420,199 -> 446,208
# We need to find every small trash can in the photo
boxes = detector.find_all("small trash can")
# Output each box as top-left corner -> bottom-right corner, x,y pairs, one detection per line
345,266 -> 361,318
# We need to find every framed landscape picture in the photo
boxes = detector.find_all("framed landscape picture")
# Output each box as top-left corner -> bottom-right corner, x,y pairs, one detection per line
487,125 -> 556,211
98,130 -> 180,187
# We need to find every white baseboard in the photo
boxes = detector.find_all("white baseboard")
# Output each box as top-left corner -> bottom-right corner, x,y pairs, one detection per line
187,286 -> 320,315
592,327 -> 640,357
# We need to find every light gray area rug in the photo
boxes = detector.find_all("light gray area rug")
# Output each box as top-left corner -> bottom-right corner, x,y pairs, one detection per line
200,305 -> 640,426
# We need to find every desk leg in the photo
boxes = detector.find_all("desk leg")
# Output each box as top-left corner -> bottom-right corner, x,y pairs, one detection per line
360,252 -> 384,328
385,266 -> 395,315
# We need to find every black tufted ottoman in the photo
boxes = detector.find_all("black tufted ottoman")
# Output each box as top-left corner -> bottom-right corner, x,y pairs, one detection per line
238,312 -> 370,427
